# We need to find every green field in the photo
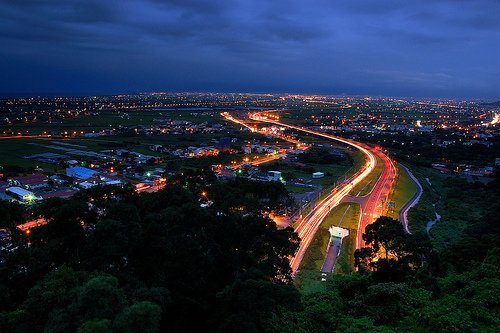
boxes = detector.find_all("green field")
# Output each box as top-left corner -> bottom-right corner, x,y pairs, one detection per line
259,158 -> 352,190
0,120 -> 275,174
285,185 -> 314,194
0,138 -> 68,172
345,150 -> 366,179
295,202 -> 360,292
0,109 -> 221,136
349,152 -> 383,197
385,164 -> 418,220
279,107 -> 358,126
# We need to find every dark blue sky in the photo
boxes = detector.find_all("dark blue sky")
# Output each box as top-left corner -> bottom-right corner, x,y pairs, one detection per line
1,0 -> 499,99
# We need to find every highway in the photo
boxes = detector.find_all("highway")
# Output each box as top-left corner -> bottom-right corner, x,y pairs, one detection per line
236,113 -> 391,275
223,111 -> 398,275
355,150 -> 396,249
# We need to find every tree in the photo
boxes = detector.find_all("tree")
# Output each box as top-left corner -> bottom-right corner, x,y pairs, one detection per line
0,182 -> 303,332
356,216 -> 433,283
216,269 -> 301,333
362,216 -> 407,260
76,275 -> 127,322
113,302 -> 161,333
77,319 -> 112,333
281,171 -> 296,182
349,282 -> 405,325
0,200 -> 25,230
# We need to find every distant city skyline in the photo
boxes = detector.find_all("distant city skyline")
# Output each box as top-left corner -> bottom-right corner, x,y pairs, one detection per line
1,0 -> 499,99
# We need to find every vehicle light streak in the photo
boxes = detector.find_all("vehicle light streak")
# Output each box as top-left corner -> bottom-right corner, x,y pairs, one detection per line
221,112 -> 256,132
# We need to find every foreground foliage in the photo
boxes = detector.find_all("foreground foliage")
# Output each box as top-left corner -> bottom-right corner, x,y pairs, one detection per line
269,170 -> 500,333
0,180 -> 299,332
1,170 -> 499,332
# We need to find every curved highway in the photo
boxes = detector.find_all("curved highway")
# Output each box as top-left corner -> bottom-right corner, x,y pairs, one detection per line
224,111 -> 396,276
246,115 -> 392,275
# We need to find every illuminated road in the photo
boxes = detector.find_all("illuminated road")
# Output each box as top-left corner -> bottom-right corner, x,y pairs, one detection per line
224,111 -> 397,276
250,155 -> 279,166
289,180 -> 357,274
355,150 -> 396,249
241,114 -> 383,275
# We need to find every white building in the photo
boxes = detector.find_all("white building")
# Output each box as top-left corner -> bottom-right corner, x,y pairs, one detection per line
268,171 -> 282,181
6,187 -> 38,202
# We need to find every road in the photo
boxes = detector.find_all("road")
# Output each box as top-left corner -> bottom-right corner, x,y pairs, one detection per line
224,112 -> 398,275
243,115 -> 386,275
397,164 -> 423,233
289,180 -> 359,274
354,150 -> 396,249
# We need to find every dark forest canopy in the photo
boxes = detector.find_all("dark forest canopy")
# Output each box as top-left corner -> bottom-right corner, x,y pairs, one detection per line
0,180 -> 300,332
0,171 -> 499,332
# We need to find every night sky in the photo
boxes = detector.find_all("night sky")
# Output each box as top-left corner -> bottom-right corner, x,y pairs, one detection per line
1,0 -> 499,99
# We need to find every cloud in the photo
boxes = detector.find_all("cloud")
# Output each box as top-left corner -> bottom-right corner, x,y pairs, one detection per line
0,0 -> 498,98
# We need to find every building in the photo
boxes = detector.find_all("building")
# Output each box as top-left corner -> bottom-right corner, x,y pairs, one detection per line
216,137 -> 231,152
268,171 -> 282,181
66,167 -> 99,179
41,190 -> 78,200
312,172 -> 325,179
8,173 -> 48,189
6,187 -> 38,202
74,177 -> 105,189
100,173 -> 123,183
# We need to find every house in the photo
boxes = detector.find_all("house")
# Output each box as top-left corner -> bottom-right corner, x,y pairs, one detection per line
100,173 -> 122,183
312,172 -> 325,179
6,187 -> 38,202
268,171 -> 282,181
66,167 -> 99,179
8,173 -> 48,190
74,177 -> 106,189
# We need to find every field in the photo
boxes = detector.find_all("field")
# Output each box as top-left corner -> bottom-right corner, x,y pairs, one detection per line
0,138 -> 68,172
0,113 -> 277,174
259,154 -> 352,189
349,151 -> 383,196
278,107 -> 358,126
0,109 -> 220,136
285,185 -> 314,194
384,164 -> 418,220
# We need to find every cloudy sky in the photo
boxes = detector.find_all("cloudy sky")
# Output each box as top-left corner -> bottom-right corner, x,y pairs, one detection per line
1,0 -> 499,99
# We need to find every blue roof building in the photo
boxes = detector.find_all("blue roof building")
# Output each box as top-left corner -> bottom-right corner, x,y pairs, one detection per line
66,167 -> 98,179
